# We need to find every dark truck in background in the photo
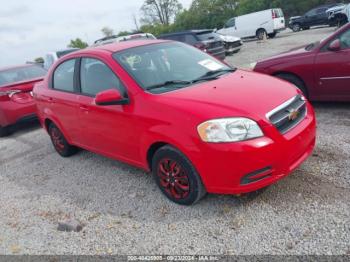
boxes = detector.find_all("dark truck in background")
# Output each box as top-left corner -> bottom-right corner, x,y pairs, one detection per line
159,30 -> 226,60
289,3 -> 343,32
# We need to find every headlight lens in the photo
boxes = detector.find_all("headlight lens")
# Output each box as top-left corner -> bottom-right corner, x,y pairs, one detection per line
197,118 -> 263,143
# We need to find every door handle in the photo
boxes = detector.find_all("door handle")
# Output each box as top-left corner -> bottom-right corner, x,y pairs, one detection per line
43,96 -> 54,103
79,105 -> 89,112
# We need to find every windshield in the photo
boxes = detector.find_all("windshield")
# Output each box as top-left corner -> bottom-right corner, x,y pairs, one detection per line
0,65 -> 46,87
113,42 -> 234,93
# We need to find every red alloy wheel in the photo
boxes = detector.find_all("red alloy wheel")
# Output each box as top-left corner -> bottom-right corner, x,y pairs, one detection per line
50,127 -> 65,153
157,158 -> 190,199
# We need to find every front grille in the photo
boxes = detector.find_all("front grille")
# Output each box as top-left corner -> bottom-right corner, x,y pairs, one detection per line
225,41 -> 242,49
267,95 -> 307,134
208,41 -> 223,49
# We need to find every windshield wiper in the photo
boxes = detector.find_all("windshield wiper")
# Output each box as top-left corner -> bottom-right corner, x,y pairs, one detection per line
192,68 -> 236,83
146,80 -> 192,91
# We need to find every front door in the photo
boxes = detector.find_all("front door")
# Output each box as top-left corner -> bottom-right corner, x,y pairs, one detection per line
315,28 -> 350,100
76,57 -> 140,164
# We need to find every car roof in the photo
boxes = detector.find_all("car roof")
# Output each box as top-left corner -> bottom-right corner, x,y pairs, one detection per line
314,3 -> 340,9
94,33 -> 155,44
159,29 -> 213,37
0,64 -> 39,72
74,39 -> 170,54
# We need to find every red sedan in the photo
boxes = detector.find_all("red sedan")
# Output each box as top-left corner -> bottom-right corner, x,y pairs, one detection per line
34,40 -> 316,205
254,24 -> 350,101
0,64 -> 46,136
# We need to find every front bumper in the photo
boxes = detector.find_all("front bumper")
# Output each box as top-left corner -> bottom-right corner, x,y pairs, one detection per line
190,103 -> 316,195
224,41 -> 243,53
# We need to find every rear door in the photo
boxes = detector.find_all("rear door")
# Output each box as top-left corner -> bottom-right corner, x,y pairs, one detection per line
315,28 -> 350,100
304,9 -> 318,26
272,9 -> 285,30
314,7 -> 329,25
47,58 -> 81,141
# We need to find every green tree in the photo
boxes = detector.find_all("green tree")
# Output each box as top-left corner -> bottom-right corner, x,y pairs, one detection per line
68,38 -> 88,49
34,57 -> 44,64
141,0 -> 183,25
101,26 -> 114,37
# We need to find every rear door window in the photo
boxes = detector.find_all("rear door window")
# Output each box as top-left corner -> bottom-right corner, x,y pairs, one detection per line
162,35 -> 182,42
80,58 -> 126,96
53,59 -> 76,92
339,29 -> 350,49
183,34 -> 197,45
196,32 -> 219,41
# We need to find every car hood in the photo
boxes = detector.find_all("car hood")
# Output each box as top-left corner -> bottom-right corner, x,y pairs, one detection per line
289,16 -> 302,22
257,44 -> 311,64
217,34 -> 241,42
157,70 -> 298,122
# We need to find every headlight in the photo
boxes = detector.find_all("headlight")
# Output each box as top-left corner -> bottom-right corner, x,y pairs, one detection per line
197,118 -> 263,143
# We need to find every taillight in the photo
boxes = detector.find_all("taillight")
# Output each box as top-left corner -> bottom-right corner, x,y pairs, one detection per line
0,90 -> 21,99
194,43 -> 208,52
272,10 -> 276,19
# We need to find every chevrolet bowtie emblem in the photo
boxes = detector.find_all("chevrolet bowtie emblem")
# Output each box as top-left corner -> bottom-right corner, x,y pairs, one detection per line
287,108 -> 299,121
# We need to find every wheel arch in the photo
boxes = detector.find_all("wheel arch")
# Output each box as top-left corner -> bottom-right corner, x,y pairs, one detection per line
273,71 -> 309,97
43,117 -> 73,144
256,28 -> 267,35
146,141 -> 169,171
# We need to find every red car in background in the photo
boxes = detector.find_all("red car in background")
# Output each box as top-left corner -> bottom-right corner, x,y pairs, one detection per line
34,40 -> 316,205
254,23 -> 350,101
0,64 -> 46,136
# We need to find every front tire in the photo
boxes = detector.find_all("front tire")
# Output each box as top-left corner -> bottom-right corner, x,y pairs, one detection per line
152,145 -> 206,205
257,29 -> 267,40
48,123 -> 78,157
275,73 -> 308,98
292,23 -> 301,32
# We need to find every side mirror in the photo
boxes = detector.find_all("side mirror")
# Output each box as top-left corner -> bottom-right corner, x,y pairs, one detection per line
95,89 -> 128,106
328,39 -> 341,51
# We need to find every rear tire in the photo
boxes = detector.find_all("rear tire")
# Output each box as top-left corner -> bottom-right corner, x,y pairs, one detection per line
152,145 -> 206,205
275,73 -> 308,98
292,23 -> 301,32
48,123 -> 78,157
0,126 -> 11,137
257,29 -> 267,40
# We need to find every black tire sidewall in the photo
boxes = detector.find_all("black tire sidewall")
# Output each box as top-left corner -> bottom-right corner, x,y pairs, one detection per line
276,74 -> 308,98
257,29 -> 266,40
0,126 -> 11,137
152,146 -> 206,205
293,24 -> 300,32
48,124 -> 76,157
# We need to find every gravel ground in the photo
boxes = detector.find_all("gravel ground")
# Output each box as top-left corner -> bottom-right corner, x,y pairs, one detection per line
0,27 -> 349,256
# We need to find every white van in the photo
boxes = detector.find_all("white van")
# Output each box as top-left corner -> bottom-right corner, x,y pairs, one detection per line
217,9 -> 285,40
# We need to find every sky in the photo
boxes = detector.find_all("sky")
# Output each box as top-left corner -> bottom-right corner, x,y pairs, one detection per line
0,0 -> 192,67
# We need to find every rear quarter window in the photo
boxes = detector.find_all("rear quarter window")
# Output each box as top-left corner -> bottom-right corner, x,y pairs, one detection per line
196,32 -> 219,41
53,59 -> 76,92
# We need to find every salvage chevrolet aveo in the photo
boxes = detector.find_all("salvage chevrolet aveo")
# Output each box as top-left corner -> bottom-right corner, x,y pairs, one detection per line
34,40 -> 316,205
